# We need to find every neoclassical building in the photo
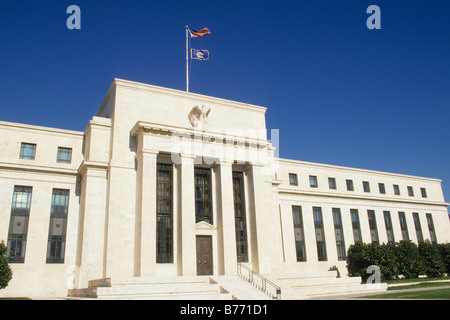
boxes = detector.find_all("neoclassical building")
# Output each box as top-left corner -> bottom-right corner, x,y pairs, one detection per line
0,79 -> 449,299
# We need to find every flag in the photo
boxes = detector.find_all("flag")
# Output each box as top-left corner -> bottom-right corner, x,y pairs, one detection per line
189,27 -> 211,38
191,49 -> 209,60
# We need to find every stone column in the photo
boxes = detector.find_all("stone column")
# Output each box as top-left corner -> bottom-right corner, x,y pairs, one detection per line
135,148 -> 158,277
180,153 -> 197,276
247,163 -> 282,274
76,162 -> 108,288
217,160 -> 238,274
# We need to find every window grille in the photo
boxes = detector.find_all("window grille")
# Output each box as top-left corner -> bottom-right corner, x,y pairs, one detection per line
233,172 -> 248,263
7,186 -> 33,263
367,210 -> 379,244
313,207 -> 327,261
156,164 -> 173,263
19,143 -> 36,160
332,208 -> 346,261
57,147 -> 72,164
46,189 -> 69,263
292,206 -> 306,262
194,168 -> 212,224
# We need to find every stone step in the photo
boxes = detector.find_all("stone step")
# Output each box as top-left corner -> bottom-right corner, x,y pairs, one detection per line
68,273 -> 387,300
274,276 -> 362,287
210,275 -> 275,300
281,281 -> 387,298
264,271 -> 387,299
95,291 -> 233,300
96,282 -> 222,296
70,276 -> 233,300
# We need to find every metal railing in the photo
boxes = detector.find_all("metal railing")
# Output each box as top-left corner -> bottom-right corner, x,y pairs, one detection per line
237,263 -> 281,300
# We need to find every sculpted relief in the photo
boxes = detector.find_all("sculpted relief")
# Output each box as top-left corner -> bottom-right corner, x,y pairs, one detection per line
188,105 -> 211,129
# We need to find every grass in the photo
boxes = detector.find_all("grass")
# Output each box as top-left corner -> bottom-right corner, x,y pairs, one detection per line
358,276 -> 450,299
388,281 -> 450,291
386,276 -> 449,285
361,288 -> 450,300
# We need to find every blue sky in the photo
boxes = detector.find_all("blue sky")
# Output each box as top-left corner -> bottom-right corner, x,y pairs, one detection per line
0,0 -> 449,208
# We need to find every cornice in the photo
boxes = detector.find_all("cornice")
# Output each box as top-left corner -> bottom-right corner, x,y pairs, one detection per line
0,120 -> 84,137
278,187 -> 449,208
278,158 -> 442,183
131,121 -> 270,149
0,161 -> 78,176
113,78 -> 267,113
77,160 -> 109,176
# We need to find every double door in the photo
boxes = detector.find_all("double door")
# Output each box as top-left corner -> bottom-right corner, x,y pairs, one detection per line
196,235 -> 213,275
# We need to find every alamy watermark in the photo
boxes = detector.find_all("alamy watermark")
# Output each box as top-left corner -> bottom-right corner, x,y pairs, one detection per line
168,128 -> 280,176
366,265 -> 382,289
66,5 -> 81,30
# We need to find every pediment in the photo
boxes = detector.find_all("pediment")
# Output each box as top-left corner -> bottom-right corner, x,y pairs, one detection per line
195,221 -> 216,230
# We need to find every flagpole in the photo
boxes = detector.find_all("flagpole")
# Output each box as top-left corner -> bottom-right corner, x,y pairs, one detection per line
186,25 -> 189,92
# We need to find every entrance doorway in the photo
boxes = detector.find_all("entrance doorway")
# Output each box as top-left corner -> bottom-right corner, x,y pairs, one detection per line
196,236 -> 213,275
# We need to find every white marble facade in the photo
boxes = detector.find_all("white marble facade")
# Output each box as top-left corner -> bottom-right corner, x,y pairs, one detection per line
0,79 -> 449,298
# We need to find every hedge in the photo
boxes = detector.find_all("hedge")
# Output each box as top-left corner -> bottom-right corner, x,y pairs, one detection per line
346,240 -> 449,280
0,241 -> 13,290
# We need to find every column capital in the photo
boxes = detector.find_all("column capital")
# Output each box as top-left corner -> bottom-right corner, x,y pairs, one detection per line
179,152 -> 196,159
219,159 -> 234,166
135,148 -> 158,162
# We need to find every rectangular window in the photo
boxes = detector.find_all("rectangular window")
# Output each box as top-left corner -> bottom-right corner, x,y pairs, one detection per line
7,186 -> 33,263
328,177 -> 336,190
350,209 -> 362,243
378,183 -> 386,194
420,188 -> 427,198
57,147 -> 72,164
289,173 -> 298,186
292,206 -> 306,262
309,175 -> 318,188
407,186 -> 414,197
332,208 -> 346,261
156,164 -> 173,263
398,212 -> 409,241
367,210 -> 379,244
313,207 -> 327,261
384,211 -> 395,244
363,181 -> 370,193
426,213 -> 437,244
19,143 -> 36,160
233,172 -> 248,263
346,179 -> 354,191
393,185 -> 400,195
195,168 -> 212,224
412,212 -> 423,242
46,189 -> 69,263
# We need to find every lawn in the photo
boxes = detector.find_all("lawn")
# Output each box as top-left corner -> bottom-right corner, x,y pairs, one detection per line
361,288 -> 450,300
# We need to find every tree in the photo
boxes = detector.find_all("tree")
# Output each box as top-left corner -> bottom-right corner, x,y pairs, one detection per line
346,242 -> 370,279
377,243 -> 399,280
437,243 -> 450,274
0,241 -> 13,290
419,240 -> 445,277
396,240 -> 424,279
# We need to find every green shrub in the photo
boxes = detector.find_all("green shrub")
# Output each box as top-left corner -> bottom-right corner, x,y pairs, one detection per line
437,243 -> 450,274
0,241 -> 13,290
346,240 -> 448,280
396,240 -> 424,279
346,242 -> 399,280
346,242 -> 369,278
419,240 -> 445,277
377,243 -> 399,280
